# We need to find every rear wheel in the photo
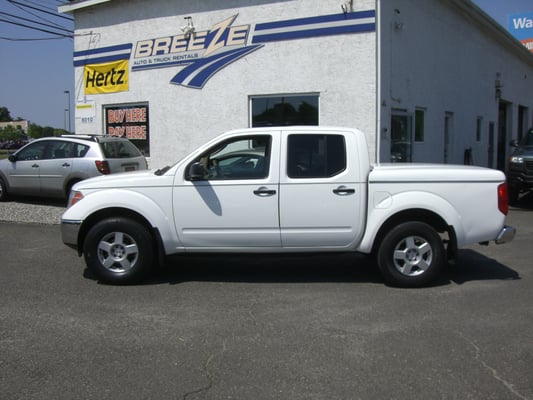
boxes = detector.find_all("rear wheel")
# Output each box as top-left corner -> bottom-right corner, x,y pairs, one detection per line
83,217 -> 154,284
377,222 -> 445,287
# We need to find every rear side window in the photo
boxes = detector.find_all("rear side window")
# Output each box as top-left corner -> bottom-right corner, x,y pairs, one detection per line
99,140 -> 142,159
287,134 -> 346,178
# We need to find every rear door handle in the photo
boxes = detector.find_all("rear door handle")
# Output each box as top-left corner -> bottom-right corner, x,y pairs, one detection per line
333,186 -> 355,195
254,186 -> 276,196
62,163 -> 71,167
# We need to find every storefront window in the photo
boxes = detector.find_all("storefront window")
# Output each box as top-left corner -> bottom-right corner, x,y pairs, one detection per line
391,111 -> 412,163
251,95 -> 318,127
103,103 -> 150,157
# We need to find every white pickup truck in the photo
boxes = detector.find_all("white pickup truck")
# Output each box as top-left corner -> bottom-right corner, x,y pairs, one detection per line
61,127 -> 515,287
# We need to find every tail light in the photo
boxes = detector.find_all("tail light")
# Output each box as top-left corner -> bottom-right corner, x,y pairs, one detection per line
95,160 -> 111,174
498,182 -> 509,215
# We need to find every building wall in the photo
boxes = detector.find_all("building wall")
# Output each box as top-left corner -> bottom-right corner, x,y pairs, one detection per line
71,0 -> 378,169
68,0 -> 533,170
0,120 -> 29,134
378,0 -> 533,167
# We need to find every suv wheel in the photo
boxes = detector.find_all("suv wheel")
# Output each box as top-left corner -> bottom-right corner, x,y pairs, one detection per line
0,177 -> 8,201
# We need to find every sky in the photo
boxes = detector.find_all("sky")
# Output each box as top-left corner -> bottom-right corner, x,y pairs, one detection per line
0,0 -> 532,130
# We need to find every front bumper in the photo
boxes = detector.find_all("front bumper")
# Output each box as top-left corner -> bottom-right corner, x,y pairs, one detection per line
61,219 -> 82,250
495,225 -> 516,244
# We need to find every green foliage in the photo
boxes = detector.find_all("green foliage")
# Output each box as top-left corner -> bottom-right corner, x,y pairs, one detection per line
0,106 -> 12,122
1,107 -> 69,140
0,125 -> 25,141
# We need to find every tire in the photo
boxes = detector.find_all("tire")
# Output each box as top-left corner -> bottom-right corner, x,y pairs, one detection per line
0,177 -> 7,201
83,217 -> 154,284
377,222 -> 445,288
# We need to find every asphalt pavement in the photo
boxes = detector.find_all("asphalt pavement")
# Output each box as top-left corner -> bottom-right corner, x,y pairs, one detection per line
0,200 -> 532,400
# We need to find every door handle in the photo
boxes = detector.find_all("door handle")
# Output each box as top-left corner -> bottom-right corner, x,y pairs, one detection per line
62,163 -> 71,167
333,186 -> 355,195
254,187 -> 276,196
32,164 -> 39,168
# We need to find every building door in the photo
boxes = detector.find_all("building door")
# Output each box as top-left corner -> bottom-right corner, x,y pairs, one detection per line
488,122 -> 495,169
390,112 -> 412,162
444,112 -> 454,164
497,102 -> 508,171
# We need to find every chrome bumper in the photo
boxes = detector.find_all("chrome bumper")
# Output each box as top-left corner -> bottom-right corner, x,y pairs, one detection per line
495,225 -> 516,244
61,219 -> 82,249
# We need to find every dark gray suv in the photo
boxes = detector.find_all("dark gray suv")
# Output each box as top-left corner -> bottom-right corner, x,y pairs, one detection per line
0,135 -> 148,201
507,128 -> 533,204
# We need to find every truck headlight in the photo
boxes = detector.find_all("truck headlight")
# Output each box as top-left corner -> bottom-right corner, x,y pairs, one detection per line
509,156 -> 524,164
68,190 -> 84,208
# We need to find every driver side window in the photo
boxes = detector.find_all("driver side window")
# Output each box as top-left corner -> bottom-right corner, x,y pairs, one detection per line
188,135 -> 271,180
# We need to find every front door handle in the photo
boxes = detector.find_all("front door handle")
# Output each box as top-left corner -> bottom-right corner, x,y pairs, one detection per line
333,186 -> 355,195
254,187 -> 276,196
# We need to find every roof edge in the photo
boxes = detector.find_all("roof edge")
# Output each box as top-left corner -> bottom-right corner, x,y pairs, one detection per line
58,0 -> 112,14
448,0 -> 533,64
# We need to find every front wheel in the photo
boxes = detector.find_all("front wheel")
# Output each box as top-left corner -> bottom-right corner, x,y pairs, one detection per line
377,222 -> 445,288
83,217 -> 154,284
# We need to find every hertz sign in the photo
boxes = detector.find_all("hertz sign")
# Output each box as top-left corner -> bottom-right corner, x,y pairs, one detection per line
74,44 -> 133,94
84,59 -> 129,94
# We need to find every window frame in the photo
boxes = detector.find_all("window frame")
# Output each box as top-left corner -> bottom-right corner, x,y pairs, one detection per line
186,135 -> 272,181
286,133 -> 347,179
250,93 -> 319,127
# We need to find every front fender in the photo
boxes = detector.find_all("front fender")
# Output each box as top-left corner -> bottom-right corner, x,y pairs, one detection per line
358,191 -> 465,253
62,188 -> 181,255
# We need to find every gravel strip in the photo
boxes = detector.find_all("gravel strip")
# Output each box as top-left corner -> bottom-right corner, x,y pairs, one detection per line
0,199 -> 65,225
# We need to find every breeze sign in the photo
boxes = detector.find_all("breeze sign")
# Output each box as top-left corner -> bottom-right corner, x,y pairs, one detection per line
73,11 -> 375,90
132,11 -> 375,89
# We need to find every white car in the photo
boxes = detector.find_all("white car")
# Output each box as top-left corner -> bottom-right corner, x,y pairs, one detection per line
0,135 -> 147,201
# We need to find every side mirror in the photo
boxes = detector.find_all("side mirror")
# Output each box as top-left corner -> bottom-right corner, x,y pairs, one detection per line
188,162 -> 206,180
509,139 -> 519,148
8,154 -> 16,162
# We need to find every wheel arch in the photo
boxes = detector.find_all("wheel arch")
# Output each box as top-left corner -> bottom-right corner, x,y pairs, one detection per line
77,207 -> 166,265
371,208 -> 458,261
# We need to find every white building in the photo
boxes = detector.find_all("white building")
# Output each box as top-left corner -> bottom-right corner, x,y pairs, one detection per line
60,0 -> 533,170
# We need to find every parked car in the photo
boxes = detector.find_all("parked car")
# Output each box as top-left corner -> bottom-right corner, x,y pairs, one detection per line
507,128 -> 533,204
0,135 -> 148,201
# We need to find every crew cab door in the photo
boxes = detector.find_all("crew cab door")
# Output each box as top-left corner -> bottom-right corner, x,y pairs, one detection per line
173,133 -> 281,248
279,130 -> 366,248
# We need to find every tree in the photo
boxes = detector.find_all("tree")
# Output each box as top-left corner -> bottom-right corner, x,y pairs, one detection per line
0,125 -> 24,141
0,106 -> 12,122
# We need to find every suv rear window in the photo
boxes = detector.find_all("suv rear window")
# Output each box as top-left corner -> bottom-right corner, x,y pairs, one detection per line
99,140 -> 142,159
